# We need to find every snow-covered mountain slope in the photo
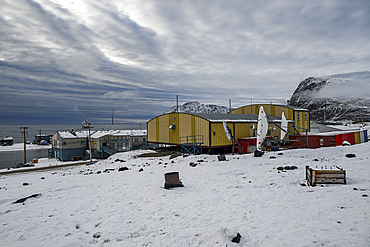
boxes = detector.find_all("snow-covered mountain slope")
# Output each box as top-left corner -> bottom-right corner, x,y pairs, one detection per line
289,72 -> 370,122
1,143 -> 369,246
163,101 -> 228,114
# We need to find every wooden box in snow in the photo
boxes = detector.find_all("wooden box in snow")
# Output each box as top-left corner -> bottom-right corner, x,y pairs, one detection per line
164,172 -> 184,189
306,166 -> 346,186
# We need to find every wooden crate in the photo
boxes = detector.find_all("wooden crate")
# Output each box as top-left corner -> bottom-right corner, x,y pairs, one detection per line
306,166 -> 346,186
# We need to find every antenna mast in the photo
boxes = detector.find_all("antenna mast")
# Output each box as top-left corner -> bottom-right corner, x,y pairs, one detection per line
112,109 -> 114,125
251,98 -> 253,113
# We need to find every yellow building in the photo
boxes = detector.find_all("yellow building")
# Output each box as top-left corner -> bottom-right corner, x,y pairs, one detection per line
229,104 -> 310,133
147,112 -> 291,149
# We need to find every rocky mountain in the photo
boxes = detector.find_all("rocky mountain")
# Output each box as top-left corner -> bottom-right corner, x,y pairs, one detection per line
289,72 -> 370,122
162,72 -> 370,122
163,101 -> 228,114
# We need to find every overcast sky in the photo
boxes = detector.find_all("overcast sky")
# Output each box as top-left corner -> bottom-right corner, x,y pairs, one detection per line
1,0 -> 369,124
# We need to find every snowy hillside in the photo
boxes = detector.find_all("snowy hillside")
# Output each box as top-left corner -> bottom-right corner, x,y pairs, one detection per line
163,101 -> 228,114
289,72 -> 370,122
1,143 -> 369,246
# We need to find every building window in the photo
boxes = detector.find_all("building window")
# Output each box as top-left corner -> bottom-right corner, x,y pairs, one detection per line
297,113 -> 300,121
305,114 -> 307,121
81,140 -> 85,145
63,141 -> 67,146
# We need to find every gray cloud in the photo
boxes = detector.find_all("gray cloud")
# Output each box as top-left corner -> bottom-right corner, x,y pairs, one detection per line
315,71 -> 370,98
1,0 -> 369,124
103,90 -> 143,99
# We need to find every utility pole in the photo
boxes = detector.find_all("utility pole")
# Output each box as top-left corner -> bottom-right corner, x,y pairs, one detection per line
20,127 -> 28,164
88,122 -> 92,162
82,120 -> 93,162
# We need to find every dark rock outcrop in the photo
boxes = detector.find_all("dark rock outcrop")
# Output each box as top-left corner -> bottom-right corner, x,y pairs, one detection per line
289,74 -> 370,122
13,194 -> 41,204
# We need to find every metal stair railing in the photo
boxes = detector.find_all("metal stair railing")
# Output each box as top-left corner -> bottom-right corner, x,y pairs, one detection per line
102,146 -> 116,156
180,135 -> 204,155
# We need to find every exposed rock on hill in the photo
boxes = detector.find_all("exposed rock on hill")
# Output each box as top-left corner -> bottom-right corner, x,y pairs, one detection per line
163,101 -> 228,114
289,73 -> 370,122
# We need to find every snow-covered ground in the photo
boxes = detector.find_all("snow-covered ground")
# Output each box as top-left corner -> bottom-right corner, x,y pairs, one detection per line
0,143 -> 51,152
0,157 -> 92,174
0,143 -> 369,246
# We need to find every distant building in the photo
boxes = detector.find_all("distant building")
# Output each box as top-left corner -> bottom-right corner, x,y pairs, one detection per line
51,130 -> 88,161
51,129 -> 147,161
91,130 -> 147,159
229,104 -> 310,132
33,134 -> 53,144
310,122 -> 360,133
147,104 -> 310,154
111,130 -> 147,152
147,112 -> 291,152
0,136 -> 14,146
